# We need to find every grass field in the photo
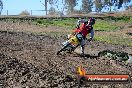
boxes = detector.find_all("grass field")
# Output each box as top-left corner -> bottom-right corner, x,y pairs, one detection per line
34,16 -> 132,46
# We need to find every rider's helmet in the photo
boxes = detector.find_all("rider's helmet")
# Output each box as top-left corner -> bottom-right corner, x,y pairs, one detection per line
88,17 -> 95,25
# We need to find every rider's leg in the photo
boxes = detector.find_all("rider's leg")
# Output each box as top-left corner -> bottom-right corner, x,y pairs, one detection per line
80,39 -> 85,56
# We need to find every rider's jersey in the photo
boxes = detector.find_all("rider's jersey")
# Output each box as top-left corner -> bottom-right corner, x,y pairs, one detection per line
74,23 -> 94,38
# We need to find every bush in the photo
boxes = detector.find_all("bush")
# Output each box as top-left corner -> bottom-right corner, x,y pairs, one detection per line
19,10 -> 30,16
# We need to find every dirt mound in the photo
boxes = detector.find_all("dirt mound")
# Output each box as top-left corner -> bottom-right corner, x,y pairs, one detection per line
0,53 -> 72,88
0,53 -> 132,88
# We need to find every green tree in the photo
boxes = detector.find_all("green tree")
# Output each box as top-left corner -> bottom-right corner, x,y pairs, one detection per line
118,0 -> 131,9
48,0 -> 66,16
82,0 -> 93,13
65,0 -> 77,14
47,0 -> 57,15
94,0 -> 103,13
48,7 -> 56,15
48,0 -> 58,5
103,0 -> 131,10
48,0 -> 53,5
103,0 -> 113,12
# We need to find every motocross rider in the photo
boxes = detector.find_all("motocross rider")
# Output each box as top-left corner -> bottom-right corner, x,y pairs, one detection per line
71,17 -> 95,56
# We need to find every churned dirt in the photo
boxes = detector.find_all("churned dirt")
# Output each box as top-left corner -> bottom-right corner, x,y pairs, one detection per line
0,21 -> 132,88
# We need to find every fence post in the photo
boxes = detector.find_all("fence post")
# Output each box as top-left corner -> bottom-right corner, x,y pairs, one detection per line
7,10 -> 8,15
31,10 -> 32,15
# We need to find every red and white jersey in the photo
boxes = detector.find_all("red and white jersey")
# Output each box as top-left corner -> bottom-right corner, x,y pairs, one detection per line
74,23 -> 94,38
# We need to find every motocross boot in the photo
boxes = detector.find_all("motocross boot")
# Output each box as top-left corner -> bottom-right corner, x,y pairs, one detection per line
80,45 -> 85,57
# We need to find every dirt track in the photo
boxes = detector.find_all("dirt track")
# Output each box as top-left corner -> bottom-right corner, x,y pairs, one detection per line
0,21 -> 132,88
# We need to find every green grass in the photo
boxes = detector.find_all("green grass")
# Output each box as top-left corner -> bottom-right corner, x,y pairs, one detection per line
94,19 -> 121,31
34,17 -> 132,46
115,16 -> 132,22
94,35 -> 132,46
35,18 -> 131,31
36,18 -> 77,29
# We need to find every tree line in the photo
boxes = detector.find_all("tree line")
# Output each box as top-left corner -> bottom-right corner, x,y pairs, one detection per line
47,0 -> 132,14
0,0 -> 131,15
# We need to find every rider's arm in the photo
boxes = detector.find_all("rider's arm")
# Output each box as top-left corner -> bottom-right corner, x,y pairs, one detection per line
68,28 -> 79,39
72,28 -> 80,35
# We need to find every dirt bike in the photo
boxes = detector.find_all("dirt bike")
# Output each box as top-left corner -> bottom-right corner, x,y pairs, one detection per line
57,34 -> 80,55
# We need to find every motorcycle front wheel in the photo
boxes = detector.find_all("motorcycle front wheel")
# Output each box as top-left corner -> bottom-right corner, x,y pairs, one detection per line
56,43 -> 71,55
